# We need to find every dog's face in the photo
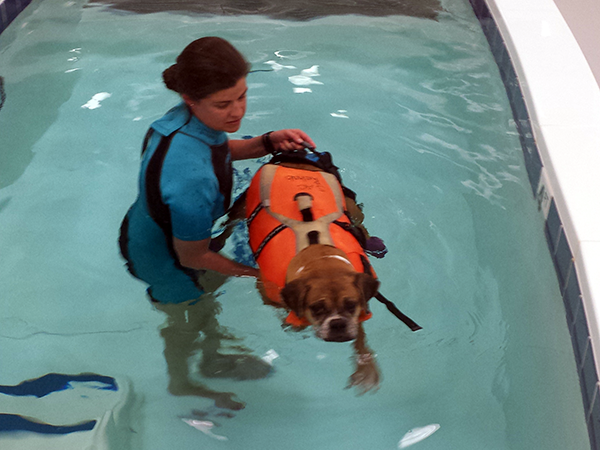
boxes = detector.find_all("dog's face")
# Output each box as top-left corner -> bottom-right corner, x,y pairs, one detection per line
281,272 -> 379,342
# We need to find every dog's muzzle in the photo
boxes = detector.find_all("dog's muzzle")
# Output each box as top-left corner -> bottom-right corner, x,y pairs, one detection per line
318,316 -> 358,342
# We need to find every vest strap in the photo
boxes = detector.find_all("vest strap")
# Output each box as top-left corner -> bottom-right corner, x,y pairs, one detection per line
253,224 -> 288,261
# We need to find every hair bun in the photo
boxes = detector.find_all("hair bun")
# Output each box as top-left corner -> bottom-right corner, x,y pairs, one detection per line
162,37 -> 250,100
162,64 -> 181,92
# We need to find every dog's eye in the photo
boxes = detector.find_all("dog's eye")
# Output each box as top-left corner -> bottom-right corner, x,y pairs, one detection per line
309,301 -> 327,317
343,299 -> 357,314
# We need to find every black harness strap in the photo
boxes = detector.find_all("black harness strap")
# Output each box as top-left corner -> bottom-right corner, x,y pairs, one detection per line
333,219 -> 367,248
247,203 -> 263,226
307,230 -> 320,245
252,224 -> 288,261
300,209 -> 314,222
359,255 -> 422,332
375,293 -> 422,332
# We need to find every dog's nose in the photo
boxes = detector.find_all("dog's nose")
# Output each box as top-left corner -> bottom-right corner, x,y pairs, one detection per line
324,318 -> 352,342
329,318 -> 347,333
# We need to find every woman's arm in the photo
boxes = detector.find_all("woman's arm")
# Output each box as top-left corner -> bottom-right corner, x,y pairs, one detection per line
173,237 -> 260,278
229,129 -> 316,161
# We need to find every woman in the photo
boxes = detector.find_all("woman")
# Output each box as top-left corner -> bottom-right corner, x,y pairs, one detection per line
120,36 -> 315,304
119,37 -> 315,410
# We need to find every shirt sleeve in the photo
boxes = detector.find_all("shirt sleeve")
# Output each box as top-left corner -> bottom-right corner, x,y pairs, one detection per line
160,134 -> 219,241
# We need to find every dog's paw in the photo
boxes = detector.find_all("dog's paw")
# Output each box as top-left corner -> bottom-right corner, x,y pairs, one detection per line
346,354 -> 380,395
364,236 -> 388,259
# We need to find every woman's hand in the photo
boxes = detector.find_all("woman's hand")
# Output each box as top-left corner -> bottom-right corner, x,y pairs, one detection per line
269,129 -> 316,152
173,237 -> 260,278
229,129 -> 316,161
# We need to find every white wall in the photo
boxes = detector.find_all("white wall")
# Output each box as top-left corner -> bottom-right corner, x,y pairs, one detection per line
553,0 -> 600,89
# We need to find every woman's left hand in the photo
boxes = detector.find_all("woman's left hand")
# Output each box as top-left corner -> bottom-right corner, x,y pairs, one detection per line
270,129 -> 316,151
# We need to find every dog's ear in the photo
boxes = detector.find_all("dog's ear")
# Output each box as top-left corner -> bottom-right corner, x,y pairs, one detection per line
280,279 -> 310,317
354,273 -> 380,304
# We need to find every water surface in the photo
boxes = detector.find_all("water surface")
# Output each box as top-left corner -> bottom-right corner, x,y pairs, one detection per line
0,0 -> 589,448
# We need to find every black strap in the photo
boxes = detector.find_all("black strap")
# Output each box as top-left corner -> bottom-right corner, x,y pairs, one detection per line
142,131 -> 204,290
269,149 -> 344,184
307,230 -> 320,245
359,255 -> 421,332
210,141 -> 234,211
252,224 -> 288,260
145,132 -> 176,236
246,203 -> 263,226
262,131 -> 277,155
144,130 -> 233,230
375,293 -> 422,332
140,128 -> 154,155
333,220 -> 367,248
118,213 -> 138,278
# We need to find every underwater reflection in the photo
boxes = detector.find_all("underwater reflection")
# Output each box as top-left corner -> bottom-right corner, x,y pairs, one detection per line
153,272 -> 272,411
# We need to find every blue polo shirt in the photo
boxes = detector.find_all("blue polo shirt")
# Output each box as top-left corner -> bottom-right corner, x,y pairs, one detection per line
120,103 -> 233,303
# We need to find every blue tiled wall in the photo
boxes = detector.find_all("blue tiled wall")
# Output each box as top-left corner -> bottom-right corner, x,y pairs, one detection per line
468,0 -> 600,448
0,0 -> 32,35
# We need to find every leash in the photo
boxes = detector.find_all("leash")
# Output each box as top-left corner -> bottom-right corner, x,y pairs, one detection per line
374,293 -> 422,332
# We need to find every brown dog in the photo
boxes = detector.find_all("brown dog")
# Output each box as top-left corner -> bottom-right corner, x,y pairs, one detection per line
212,157 -> 383,392
243,160 -> 383,393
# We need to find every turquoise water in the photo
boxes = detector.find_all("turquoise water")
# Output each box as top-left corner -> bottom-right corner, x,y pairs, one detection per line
0,0 -> 590,448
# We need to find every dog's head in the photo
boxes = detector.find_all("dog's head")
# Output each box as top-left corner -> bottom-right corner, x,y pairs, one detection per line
280,272 -> 379,342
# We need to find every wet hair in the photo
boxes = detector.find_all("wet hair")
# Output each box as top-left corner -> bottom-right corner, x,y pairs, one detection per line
162,37 -> 251,101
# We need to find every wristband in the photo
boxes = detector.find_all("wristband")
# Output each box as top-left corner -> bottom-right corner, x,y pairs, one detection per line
262,131 -> 277,155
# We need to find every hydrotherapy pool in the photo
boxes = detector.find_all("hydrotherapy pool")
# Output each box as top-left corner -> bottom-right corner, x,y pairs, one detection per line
0,0 -> 591,448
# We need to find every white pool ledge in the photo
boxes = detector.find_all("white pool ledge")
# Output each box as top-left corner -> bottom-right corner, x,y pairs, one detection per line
489,0 -> 600,372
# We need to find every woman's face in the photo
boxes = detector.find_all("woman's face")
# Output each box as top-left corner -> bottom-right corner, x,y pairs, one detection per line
184,77 -> 247,133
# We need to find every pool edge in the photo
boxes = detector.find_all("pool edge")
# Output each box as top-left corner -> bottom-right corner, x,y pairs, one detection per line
470,0 -> 600,448
0,0 -> 33,35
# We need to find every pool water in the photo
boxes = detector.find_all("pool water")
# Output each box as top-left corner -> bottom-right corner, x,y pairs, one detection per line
0,0 -> 590,448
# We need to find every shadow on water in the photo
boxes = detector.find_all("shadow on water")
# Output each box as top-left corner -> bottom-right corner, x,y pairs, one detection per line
0,72 -> 81,189
87,0 -> 442,21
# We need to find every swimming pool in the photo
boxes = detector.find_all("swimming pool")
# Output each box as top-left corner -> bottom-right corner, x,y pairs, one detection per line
0,0 -> 591,448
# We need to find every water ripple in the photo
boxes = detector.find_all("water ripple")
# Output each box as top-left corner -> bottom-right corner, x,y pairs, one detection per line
0,316 -> 146,340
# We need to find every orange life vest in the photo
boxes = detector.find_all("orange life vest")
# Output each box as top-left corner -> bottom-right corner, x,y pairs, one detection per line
246,164 -> 374,326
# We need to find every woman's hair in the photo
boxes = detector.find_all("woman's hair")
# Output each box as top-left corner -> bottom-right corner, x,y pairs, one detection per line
162,37 -> 251,100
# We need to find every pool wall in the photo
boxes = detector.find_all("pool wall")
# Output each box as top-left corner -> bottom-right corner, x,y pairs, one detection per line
0,0 -> 31,34
469,0 -> 600,448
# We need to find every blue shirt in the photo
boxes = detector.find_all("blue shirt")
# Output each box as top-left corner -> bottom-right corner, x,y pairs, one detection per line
120,103 -> 233,303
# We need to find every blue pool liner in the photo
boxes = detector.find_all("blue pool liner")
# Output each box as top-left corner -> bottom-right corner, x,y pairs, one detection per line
0,373 -> 118,398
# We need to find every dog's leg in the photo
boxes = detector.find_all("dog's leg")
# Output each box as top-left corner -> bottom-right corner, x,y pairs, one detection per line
347,323 -> 380,394
345,194 -> 388,258
345,195 -> 370,239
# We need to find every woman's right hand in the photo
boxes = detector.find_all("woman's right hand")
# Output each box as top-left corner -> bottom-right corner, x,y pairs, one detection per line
269,129 -> 316,152
173,236 -> 260,278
